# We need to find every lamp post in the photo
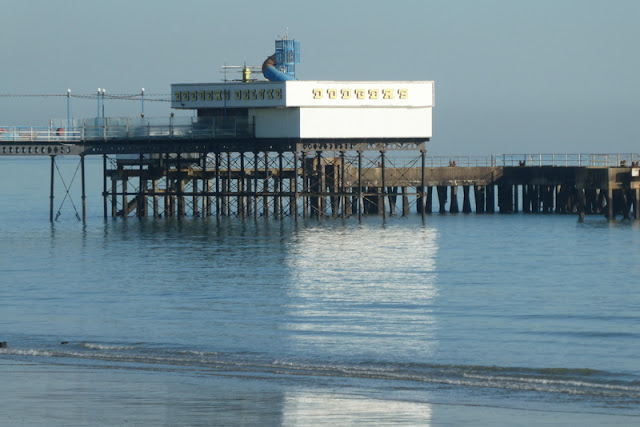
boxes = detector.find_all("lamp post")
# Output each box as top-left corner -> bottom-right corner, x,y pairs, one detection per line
101,88 -> 106,138
101,88 -> 106,119
141,88 -> 145,117
67,89 -> 71,131
97,88 -> 106,138
97,88 -> 101,119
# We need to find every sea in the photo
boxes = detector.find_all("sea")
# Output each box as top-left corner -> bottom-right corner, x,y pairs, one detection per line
1,157 -> 639,426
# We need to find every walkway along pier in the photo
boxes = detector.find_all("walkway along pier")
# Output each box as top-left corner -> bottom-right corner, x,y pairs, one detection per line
1,121 -> 639,221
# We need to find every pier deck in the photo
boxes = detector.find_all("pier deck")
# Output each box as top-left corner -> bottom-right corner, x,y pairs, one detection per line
1,121 -> 639,221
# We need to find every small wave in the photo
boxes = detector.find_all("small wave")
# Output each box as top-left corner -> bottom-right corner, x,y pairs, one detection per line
1,348 -> 54,357
3,345 -> 639,403
81,343 -> 138,351
463,373 -> 640,395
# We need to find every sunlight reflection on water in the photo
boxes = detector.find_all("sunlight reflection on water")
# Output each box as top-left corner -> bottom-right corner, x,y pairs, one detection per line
285,225 -> 439,361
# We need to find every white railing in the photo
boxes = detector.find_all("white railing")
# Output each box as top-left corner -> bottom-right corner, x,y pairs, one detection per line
0,116 -> 254,143
1,120 -> 638,168
0,126 -> 81,142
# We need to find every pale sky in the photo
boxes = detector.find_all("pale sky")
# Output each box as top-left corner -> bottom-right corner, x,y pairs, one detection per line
1,0 -> 638,155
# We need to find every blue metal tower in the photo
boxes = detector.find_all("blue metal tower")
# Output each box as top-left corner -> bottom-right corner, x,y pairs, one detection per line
274,39 -> 300,79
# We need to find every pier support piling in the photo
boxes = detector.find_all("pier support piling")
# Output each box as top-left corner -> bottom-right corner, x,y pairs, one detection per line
449,186 -> 459,213
60,147 -> 640,222
49,156 -> 55,222
462,186 -> 471,213
358,150 -> 363,221
102,155 -> 108,219
81,155 -> 86,222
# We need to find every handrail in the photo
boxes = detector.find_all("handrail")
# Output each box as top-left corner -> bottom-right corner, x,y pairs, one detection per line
0,116 -> 254,143
381,153 -> 640,168
1,120 -> 639,167
416,154 -> 640,168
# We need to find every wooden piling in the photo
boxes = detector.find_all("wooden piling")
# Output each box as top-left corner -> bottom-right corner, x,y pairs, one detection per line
474,185 -> 485,213
462,186 -> 471,213
402,187 -> 410,216
449,186 -> 459,213
437,186 -> 447,213
486,185 -> 495,213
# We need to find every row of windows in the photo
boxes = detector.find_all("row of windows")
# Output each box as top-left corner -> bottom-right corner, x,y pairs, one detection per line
174,88 -> 410,103
313,88 -> 409,100
175,89 -> 283,102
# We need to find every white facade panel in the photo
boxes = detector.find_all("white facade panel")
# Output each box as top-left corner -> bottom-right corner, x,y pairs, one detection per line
299,108 -> 432,139
286,81 -> 434,108
250,108 -> 300,138
172,80 -> 434,140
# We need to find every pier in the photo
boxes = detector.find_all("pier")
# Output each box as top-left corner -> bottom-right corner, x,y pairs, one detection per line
1,120 -> 639,221
99,151 -> 640,221
1,37 -> 638,222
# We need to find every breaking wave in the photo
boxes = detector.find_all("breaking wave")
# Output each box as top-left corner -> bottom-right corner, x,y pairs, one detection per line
2,342 -> 639,407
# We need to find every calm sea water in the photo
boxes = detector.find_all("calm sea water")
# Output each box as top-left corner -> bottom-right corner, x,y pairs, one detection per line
1,157 -> 639,426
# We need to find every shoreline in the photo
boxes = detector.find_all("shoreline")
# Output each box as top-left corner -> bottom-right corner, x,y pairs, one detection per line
1,359 -> 636,426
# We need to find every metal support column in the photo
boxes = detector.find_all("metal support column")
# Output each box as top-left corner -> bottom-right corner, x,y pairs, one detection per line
226,152 -> 232,217
111,174 -> 118,218
239,152 -> 246,218
192,175 -> 198,218
340,151 -> 346,219
380,150 -> 386,219
301,152 -> 308,218
164,152 -> 170,217
316,151 -> 324,218
153,179 -> 159,217
138,153 -> 145,217
215,151 -> 221,217
277,152 -> 284,218
421,149 -> 426,221
293,152 -> 299,222
49,155 -> 55,222
358,150 -> 363,221
103,154 -> 108,219
176,152 -> 183,217
122,174 -> 128,219
201,153 -> 208,217
263,152 -> 269,217
81,155 -> 86,222
253,152 -> 259,219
